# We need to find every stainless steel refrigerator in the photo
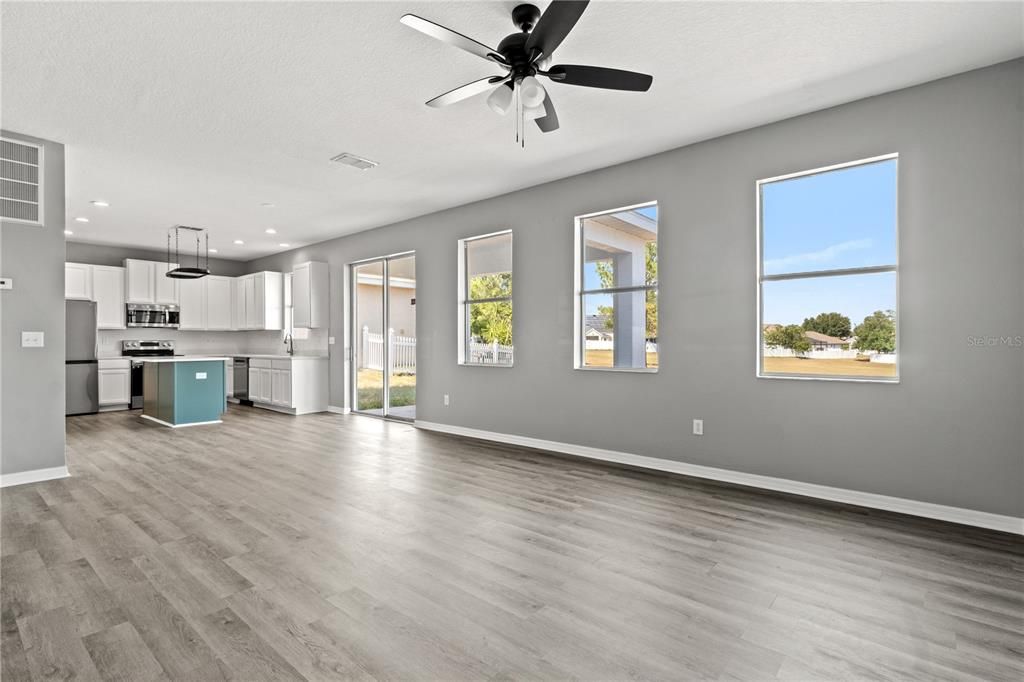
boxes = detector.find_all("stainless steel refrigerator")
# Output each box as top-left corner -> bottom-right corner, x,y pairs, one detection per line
66,299 -> 99,415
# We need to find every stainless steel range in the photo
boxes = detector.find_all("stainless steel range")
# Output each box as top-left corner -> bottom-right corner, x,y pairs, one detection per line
121,340 -> 175,408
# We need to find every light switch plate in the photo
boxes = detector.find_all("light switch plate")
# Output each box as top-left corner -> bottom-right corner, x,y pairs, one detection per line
22,331 -> 44,347
196,372 -> 207,380
328,336 -> 336,345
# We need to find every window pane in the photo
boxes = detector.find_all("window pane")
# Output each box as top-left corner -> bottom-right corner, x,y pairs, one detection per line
353,261 -> 384,412
762,158 -> 897,276
582,205 -> 658,290
467,301 -> 513,365
582,290 -> 657,369
467,233 -> 512,299
761,271 -> 896,379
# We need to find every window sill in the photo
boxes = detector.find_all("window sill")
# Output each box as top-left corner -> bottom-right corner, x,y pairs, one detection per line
459,362 -> 514,369
757,372 -> 899,384
574,366 -> 658,374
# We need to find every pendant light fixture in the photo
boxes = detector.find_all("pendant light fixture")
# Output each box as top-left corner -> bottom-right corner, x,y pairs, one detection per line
166,225 -> 210,279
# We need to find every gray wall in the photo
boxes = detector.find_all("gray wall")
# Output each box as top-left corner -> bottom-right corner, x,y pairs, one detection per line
66,241 -> 246,276
250,60 -> 1024,518
1,131 -> 67,476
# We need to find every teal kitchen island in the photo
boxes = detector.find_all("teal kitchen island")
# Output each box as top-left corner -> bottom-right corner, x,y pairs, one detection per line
141,357 -> 228,427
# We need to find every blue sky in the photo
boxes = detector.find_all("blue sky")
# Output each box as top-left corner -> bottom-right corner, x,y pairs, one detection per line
761,158 -> 897,325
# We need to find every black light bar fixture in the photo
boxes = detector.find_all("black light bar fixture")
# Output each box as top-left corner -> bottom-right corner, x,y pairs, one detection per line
166,225 -> 210,279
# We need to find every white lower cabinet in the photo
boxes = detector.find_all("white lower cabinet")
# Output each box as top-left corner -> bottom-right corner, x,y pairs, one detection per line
246,357 -> 326,414
97,359 -> 131,407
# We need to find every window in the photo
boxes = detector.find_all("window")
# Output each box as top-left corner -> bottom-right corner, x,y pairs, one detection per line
574,202 -> 658,371
758,155 -> 898,381
458,231 -> 513,366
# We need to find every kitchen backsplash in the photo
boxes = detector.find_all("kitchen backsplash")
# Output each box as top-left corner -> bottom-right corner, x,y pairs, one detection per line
97,327 -> 329,357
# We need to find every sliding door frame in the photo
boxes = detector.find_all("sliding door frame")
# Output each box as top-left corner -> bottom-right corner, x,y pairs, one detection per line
349,251 -> 415,421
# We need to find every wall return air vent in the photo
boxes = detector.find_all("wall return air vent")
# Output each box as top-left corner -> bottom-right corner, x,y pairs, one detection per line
0,137 -> 43,225
330,152 -> 379,171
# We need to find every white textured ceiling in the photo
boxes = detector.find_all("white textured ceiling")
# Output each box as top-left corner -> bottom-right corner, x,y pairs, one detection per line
3,1 -> 1021,259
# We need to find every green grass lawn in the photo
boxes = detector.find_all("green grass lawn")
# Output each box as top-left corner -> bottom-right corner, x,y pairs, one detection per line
356,370 -> 416,410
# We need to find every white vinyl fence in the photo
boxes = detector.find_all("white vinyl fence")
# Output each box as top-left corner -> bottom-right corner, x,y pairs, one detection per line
762,347 -> 860,359
361,327 -> 417,374
468,340 -> 515,365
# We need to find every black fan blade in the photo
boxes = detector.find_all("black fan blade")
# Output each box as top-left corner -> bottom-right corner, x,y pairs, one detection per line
546,64 -> 652,91
535,91 -> 560,133
426,76 -> 508,108
525,1 -> 589,60
400,14 -> 506,65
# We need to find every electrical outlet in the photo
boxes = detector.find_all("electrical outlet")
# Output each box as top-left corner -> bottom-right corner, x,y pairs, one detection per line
443,393 -> 450,407
693,419 -> 704,436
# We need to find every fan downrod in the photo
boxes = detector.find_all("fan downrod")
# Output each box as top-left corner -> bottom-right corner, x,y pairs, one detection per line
511,4 -> 541,32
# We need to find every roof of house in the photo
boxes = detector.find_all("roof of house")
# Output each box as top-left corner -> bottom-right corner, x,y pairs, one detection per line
803,330 -> 848,344
585,315 -> 613,333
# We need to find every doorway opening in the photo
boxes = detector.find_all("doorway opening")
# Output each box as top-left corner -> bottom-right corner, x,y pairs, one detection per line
350,253 -> 416,420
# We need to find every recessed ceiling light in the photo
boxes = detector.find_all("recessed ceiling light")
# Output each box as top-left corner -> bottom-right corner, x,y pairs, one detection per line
265,228 -> 277,234
233,239 -> 244,245
74,217 -> 89,223
64,230 -> 73,235
209,248 -> 218,253
90,200 -> 109,207
261,202 -> 275,208
278,243 -> 290,248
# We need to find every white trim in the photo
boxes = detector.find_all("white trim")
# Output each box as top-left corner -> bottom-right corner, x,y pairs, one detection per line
0,465 -> 69,488
139,415 -> 222,428
327,405 -> 350,414
414,421 -> 1024,535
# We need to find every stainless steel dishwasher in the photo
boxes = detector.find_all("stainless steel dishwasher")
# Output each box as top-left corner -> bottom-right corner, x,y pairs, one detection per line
233,357 -> 251,404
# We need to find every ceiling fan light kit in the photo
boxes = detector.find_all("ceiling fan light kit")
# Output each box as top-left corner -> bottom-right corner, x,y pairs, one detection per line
400,1 -> 653,146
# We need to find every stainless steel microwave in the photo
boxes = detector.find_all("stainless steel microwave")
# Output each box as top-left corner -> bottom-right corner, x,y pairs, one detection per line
125,303 -> 180,328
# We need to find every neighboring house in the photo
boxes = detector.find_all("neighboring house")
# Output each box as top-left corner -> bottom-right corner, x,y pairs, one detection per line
762,324 -> 851,350
804,331 -> 851,350
584,314 -> 614,342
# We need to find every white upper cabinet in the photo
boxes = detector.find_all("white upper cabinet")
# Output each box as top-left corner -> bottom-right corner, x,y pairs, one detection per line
232,277 -> 245,330
237,271 -> 283,330
92,265 -> 125,329
178,275 -> 231,331
154,261 -> 179,304
125,259 -> 178,304
178,277 -> 206,330
124,259 -> 154,303
205,276 -> 232,330
292,261 -> 328,329
65,263 -> 93,300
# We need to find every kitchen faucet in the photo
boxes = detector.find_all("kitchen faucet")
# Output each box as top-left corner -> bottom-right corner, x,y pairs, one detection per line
284,333 -> 294,356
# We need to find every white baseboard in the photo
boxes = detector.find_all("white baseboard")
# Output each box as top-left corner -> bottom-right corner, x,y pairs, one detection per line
415,421 -> 1024,535
0,465 -> 70,488
327,405 -> 350,414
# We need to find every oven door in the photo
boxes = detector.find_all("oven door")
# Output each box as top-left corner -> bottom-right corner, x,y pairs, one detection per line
130,361 -> 144,409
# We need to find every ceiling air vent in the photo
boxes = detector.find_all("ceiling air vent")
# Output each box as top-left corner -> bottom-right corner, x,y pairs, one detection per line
1,137 -> 43,225
330,152 -> 378,171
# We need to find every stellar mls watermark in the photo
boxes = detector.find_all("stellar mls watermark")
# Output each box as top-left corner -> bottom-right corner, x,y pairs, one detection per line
966,335 -> 1023,348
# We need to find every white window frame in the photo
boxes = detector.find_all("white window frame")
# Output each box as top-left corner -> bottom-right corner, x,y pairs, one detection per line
573,200 -> 658,373
457,230 -> 513,368
0,136 -> 45,227
756,153 -> 900,383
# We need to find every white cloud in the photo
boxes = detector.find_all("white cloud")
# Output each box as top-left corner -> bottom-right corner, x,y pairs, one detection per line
765,238 -> 872,271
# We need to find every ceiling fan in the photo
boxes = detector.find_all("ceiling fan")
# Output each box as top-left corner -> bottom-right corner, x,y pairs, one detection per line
400,1 -> 653,143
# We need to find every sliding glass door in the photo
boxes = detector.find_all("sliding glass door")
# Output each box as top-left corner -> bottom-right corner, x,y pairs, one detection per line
351,253 -> 416,420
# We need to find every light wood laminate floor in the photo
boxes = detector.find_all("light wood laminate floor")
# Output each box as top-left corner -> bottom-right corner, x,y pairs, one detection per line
2,406 -> 1022,681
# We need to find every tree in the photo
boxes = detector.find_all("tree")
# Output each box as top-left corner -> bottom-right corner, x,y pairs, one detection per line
853,310 -> 896,353
802,311 -> 851,339
594,242 -> 658,339
765,324 -> 811,354
468,273 -> 512,345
